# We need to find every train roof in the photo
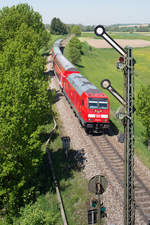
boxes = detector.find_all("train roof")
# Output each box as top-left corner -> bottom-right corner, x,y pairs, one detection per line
53,46 -> 62,56
56,54 -> 78,71
53,39 -> 78,72
53,39 -> 63,48
67,73 -> 103,96
53,39 -> 63,55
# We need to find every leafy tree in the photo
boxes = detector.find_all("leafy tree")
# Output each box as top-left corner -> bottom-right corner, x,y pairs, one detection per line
136,86 -> 150,149
0,4 -> 49,50
50,17 -> 68,35
68,37 -> 82,64
0,4 -> 52,220
71,25 -> 81,36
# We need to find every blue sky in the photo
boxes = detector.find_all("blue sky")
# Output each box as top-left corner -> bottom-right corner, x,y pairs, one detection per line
0,0 -> 150,25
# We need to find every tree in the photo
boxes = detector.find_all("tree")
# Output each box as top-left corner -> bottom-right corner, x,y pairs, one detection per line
68,37 -> 82,64
0,4 -> 52,220
50,17 -> 68,35
0,4 -> 49,51
136,85 -> 150,149
71,25 -> 81,36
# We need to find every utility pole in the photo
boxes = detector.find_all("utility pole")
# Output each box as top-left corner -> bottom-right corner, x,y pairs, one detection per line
94,25 -> 135,225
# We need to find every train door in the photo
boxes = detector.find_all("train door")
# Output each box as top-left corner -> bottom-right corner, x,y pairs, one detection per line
73,91 -> 76,106
79,96 -> 85,117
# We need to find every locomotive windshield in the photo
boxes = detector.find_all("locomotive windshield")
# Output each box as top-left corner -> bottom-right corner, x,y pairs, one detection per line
88,98 -> 108,109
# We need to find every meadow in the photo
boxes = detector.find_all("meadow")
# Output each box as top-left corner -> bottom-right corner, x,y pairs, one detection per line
81,31 -> 150,41
75,33 -> 150,168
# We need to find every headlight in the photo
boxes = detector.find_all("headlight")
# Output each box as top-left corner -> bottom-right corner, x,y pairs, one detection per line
88,114 -> 95,118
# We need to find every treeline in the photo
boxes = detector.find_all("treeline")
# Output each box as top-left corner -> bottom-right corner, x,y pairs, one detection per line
47,17 -> 82,36
45,18 -> 94,34
77,23 -> 150,32
0,3 -> 53,223
105,24 -> 150,32
46,21 -> 150,33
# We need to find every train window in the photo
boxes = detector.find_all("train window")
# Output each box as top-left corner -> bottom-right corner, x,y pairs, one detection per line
88,98 -> 108,109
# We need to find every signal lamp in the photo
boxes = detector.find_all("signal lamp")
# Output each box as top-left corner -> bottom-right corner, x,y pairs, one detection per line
116,56 -> 125,69
94,25 -> 105,36
101,79 -> 111,89
91,198 -> 98,208
100,204 -> 107,218
119,56 -> 124,63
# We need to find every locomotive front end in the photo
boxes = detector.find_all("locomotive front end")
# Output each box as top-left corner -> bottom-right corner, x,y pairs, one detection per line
86,95 -> 110,132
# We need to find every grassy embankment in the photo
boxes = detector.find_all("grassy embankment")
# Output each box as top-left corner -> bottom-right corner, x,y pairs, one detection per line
48,124 -> 91,225
75,32 -> 150,168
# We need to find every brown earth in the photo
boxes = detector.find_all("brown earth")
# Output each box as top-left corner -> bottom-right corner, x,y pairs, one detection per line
79,37 -> 150,48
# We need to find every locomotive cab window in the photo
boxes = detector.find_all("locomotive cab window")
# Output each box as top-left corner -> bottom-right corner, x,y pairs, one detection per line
88,98 -> 108,109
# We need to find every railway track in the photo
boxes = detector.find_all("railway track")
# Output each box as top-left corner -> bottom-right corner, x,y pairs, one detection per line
50,56 -> 150,224
89,133 -> 150,225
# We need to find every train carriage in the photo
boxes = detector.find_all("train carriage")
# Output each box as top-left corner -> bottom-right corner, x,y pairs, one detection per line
52,39 -> 80,88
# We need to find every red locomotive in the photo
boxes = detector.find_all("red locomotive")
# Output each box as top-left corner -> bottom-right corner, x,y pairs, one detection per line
52,39 -> 110,132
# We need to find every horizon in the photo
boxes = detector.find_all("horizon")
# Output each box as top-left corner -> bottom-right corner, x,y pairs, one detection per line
0,0 -> 150,26
44,22 -> 150,27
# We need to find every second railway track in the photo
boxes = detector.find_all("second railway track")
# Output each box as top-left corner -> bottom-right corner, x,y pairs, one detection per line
89,133 -> 150,224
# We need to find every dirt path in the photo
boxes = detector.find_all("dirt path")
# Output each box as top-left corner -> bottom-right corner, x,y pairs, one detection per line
79,37 -> 150,48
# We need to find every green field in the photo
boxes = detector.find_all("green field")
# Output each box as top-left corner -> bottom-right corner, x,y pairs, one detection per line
73,37 -> 150,168
81,31 -> 150,41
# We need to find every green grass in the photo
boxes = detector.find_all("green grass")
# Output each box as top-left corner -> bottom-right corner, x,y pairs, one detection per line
108,32 -> 150,41
74,44 -> 150,169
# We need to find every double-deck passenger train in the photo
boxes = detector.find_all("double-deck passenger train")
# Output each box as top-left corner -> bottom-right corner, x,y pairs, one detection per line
52,39 -> 110,132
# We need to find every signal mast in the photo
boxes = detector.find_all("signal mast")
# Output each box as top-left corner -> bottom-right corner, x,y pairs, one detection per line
95,25 -> 135,225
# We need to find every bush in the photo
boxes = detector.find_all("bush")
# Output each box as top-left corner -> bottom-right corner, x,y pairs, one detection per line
68,37 -> 82,64
81,42 -> 92,56
71,26 -> 81,37
14,196 -> 60,225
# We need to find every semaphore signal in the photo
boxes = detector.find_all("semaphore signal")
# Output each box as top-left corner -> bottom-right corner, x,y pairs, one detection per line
94,25 -> 126,56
